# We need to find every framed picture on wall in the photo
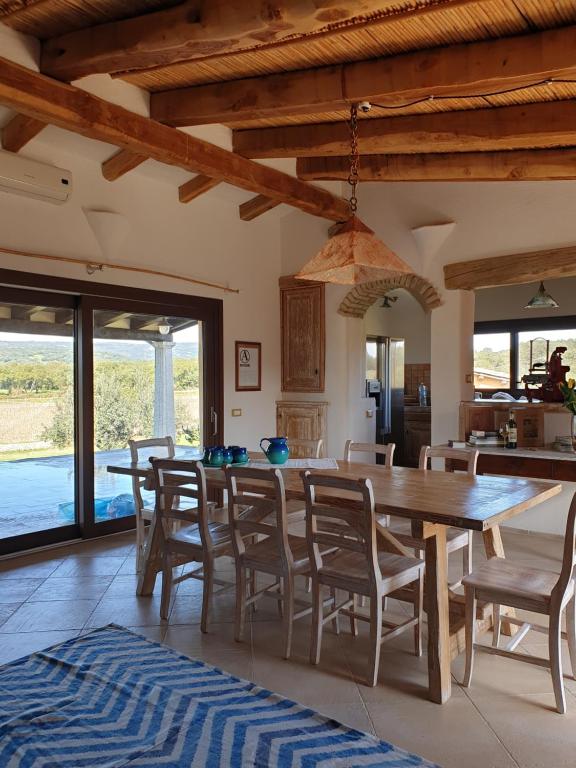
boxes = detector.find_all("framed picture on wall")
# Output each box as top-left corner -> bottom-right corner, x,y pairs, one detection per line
515,408 -> 545,448
235,341 -> 261,391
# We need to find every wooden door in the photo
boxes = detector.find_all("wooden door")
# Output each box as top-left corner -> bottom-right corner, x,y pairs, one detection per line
280,276 -> 325,392
404,411 -> 432,467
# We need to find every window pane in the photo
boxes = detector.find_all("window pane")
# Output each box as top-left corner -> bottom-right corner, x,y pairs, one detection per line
473,333 -> 511,389
92,310 -> 203,524
518,329 -> 576,387
366,341 -> 377,380
0,302 -> 75,538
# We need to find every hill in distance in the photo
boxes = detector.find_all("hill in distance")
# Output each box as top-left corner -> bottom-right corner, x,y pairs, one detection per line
0,340 -> 198,364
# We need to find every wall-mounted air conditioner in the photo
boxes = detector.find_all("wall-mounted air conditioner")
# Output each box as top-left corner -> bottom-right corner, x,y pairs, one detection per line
0,150 -> 72,204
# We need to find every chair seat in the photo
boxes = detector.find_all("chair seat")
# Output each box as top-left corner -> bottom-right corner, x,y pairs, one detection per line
243,534 -> 310,575
386,518 -> 469,553
462,558 -> 565,612
319,550 -> 423,595
168,521 -> 232,550
141,500 -> 217,521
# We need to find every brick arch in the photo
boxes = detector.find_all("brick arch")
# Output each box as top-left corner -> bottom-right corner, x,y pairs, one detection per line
338,274 -> 442,318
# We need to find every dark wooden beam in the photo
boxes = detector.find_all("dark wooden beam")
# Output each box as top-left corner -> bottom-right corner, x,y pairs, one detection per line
444,246 -> 576,290
151,25 -> 576,127
2,114 -> 46,151
39,0 -> 442,82
0,56 -> 349,221
178,174 -> 220,203
297,148 -> 576,182
235,102 -> 576,159
239,195 -> 280,221
102,149 -> 147,181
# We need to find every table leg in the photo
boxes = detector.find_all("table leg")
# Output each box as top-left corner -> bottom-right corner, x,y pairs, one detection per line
415,522 -> 451,703
136,516 -> 162,596
482,525 -> 517,636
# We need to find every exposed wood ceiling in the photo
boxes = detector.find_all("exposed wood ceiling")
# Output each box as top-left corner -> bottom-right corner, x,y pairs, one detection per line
0,0 -> 575,208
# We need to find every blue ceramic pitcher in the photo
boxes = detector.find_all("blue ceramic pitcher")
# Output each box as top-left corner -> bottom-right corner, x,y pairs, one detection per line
260,436 -> 289,465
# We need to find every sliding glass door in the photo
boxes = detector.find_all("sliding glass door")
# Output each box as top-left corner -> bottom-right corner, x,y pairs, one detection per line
0,272 -> 223,553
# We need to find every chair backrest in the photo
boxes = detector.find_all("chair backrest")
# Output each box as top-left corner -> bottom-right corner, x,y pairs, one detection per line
151,458 -> 212,548
344,440 -> 395,466
302,471 -> 380,589
288,438 -> 323,459
419,445 -> 478,475
225,465 -> 294,571
553,491 -> 576,603
129,436 -> 175,511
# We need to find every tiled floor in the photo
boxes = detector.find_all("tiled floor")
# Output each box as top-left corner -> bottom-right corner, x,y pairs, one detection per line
0,528 -> 573,768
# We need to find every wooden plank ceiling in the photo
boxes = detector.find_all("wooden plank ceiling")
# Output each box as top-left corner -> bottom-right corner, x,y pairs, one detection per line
1,0 -> 576,221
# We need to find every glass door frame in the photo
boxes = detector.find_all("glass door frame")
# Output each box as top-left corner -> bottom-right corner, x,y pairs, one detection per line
0,268 -> 223,552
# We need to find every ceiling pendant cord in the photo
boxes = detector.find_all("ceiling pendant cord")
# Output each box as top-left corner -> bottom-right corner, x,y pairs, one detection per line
347,103 -> 359,218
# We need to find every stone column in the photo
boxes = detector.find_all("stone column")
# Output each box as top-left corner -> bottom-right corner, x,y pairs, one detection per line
150,341 -> 176,440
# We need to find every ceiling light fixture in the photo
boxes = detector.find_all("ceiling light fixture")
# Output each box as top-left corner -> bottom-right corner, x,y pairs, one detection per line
295,104 -> 413,285
524,281 -> 559,310
158,319 -> 171,335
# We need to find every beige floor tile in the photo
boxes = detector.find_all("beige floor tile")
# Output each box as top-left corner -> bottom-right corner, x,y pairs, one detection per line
0,599 -> 99,633
368,694 -> 518,768
104,574 -> 162,598
126,625 -> 167,644
313,702 -> 375,735
471,691 -> 576,768
0,630 -> 81,665
29,576 -> 114,602
0,557 -> 64,580
85,595 -> 165,628
63,538 -> 135,558
50,556 -> 126,578
0,579 -> 44,604
0,603 -> 21,628
162,623 -> 253,668
116,557 -> 140,576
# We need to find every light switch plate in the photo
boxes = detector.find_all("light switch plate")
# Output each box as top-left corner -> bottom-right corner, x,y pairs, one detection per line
231,408 -> 242,417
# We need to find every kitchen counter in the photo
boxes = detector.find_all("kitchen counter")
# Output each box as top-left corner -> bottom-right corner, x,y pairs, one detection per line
470,445 -> 576,462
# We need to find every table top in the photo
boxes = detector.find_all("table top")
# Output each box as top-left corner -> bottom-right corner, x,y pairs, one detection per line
107,457 -> 561,533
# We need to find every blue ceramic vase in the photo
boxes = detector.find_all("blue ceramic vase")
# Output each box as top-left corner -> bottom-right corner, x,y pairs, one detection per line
260,437 -> 290,465
232,447 -> 249,464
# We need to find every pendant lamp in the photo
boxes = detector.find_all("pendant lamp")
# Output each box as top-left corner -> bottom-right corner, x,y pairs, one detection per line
524,281 -> 559,309
296,104 -> 413,285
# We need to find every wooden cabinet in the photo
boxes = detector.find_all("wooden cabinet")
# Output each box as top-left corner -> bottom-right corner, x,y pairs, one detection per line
276,401 -> 328,457
404,408 -> 431,468
280,275 -> 325,392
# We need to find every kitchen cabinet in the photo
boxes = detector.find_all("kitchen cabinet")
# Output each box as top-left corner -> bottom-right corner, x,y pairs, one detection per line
280,275 -> 325,392
404,407 -> 431,468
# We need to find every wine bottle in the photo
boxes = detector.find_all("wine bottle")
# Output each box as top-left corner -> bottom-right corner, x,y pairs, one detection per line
506,411 -> 517,449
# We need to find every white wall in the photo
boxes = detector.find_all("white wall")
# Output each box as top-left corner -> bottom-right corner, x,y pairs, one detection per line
364,290 -> 431,364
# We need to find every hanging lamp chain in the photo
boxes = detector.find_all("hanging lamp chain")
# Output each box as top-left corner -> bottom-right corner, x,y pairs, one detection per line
347,103 -> 359,216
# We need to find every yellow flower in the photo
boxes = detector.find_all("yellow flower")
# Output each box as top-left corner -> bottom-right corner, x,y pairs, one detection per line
569,379 -> 576,389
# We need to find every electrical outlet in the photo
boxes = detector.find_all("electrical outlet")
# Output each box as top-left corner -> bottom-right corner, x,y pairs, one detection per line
231,408 -> 242,417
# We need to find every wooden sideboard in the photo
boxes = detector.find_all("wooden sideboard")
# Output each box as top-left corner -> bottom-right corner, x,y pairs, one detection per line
276,400 -> 328,457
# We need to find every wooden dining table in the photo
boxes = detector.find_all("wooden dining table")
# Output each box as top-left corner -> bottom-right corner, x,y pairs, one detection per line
107,456 -> 561,704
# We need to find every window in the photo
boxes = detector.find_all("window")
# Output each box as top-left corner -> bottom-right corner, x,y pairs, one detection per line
474,317 -> 576,395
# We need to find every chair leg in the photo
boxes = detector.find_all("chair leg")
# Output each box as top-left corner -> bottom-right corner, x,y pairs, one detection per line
463,531 -> 473,576
463,586 -> 477,687
330,588 -> 340,635
310,578 -> 323,666
136,513 -> 145,573
160,551 -> 173,621
549,608 -> 567,714
492,603 -> 501,648
349,593 -> 358,637
305,576 -> 312,594
414,573 -> 423,657
367,590 -> 383,687
200,555 -> 213,634
566,594 -> 576,680
235,566 -> 247,644
277,578 -> 284,619
249,570 -> 257,614
283,574 -> 295,660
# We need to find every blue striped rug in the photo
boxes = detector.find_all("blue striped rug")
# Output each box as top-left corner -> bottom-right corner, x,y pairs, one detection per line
0,624 -> 439,767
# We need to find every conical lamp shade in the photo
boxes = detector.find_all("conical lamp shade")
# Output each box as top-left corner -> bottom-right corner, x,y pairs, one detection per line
296,216 -> 412,285
524,281 -> 559,309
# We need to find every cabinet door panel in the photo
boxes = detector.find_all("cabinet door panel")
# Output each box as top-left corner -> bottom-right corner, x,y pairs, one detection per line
280,279 -> 325,392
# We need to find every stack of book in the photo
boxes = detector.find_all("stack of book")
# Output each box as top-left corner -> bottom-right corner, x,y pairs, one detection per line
467,430 -> 506,448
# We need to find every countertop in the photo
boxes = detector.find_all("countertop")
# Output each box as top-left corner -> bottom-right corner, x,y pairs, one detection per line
468,445 -> 576,462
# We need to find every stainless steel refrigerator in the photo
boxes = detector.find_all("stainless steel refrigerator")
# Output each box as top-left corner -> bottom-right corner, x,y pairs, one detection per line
366,337 -> 405,465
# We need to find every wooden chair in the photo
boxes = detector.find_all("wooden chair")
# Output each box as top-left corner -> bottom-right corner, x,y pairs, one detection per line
151,458 -> 232,634
303,471 -> 425,687
129,436 -> 175,571
463,492 -> 576,714
344,439 -> 396,467
225,465 -> 317,660
389,445 -> 479,590
289,438 -> 323,459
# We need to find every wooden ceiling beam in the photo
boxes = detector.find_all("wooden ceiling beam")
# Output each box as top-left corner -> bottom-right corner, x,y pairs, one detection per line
40,0 -> 405,82
234,101 -> 576,159
444,246 -> 576,291
178,174 -> 220,203
0,56 -> 349,222
2,114 -> 46,152
239,195 -> 280,221
102,149 -> 147,181
152,25 -> 576,127
297,148 -> 576,183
